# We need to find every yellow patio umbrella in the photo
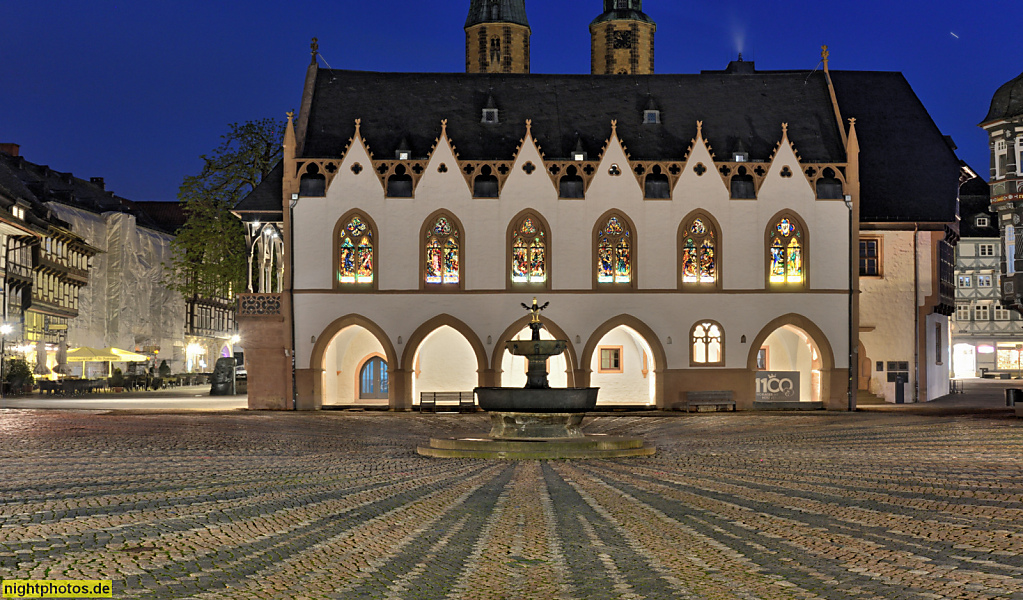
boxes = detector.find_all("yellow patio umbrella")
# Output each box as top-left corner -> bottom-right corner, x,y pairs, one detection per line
66,346 -> 150,377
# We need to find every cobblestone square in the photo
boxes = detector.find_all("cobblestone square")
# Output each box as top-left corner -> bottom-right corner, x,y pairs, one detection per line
1,409 -> 1021,599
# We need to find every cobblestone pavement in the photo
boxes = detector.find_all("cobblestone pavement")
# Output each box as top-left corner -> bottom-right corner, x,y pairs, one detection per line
1,410 -> 1022,599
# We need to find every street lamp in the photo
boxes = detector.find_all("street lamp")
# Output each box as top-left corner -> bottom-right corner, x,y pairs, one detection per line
0,323 -> 12,401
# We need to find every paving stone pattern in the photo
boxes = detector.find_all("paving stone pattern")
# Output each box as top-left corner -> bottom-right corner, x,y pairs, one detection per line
1,410 -> 1022,599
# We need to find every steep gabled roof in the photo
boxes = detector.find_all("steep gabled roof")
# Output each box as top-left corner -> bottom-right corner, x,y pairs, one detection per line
829,71 -> 961,223
232,162 -> 284,224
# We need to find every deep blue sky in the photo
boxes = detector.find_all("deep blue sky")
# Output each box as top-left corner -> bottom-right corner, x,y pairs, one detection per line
2,0 -> 1018,201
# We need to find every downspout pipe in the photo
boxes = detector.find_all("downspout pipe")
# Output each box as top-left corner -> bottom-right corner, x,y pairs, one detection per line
914,223 -> 920,403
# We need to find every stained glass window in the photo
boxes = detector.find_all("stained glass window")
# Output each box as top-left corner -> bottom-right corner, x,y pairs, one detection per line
769,216 -> 804,284
425,215 -> 460,284
511,215 -> 547,284
692,322 -> 723,365
338,215 -> 373,284
682,215 -> 716,284
597,215 -> 631,284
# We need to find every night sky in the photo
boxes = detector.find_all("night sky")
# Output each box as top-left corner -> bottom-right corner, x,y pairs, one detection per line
2,0 -> 1018,201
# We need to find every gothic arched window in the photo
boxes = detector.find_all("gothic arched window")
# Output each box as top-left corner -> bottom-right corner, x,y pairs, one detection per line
767,213 -> 807,287
423,213 -> 461,287
691,321 -> 724,366
596,213 -> 633,285
336,214 -> 374,287
509,213 -> 548,285
680,213 -> 718,287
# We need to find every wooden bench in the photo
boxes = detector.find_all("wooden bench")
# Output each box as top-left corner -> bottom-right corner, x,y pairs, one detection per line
676,390 -> 736,412
419,392 -> 477,413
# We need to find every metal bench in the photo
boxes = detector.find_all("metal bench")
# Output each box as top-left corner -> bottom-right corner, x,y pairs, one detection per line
676,390 -> 736,412
419,392 -> 477,413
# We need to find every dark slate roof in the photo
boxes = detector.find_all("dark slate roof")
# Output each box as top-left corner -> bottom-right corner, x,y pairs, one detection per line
465,0 -> 529,28
958,178 -> 995,238
829,71 -> 961,223
298,67 -> 960,225
982,71 -> 1023,124
0,151 -> 172,233
129,201 -> 188,234
302,69 -> 847,164
233,162 -> 283,220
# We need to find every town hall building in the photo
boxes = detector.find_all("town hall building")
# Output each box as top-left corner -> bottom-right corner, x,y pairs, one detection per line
235,0 -> 962,411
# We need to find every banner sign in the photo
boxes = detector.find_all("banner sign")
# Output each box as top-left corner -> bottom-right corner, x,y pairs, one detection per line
1007,226 -> 1015,276
755,371 -> 800,402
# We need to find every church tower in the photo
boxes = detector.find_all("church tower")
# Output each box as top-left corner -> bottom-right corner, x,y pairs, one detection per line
590,0 -> 656,75
465,0 -> 530,74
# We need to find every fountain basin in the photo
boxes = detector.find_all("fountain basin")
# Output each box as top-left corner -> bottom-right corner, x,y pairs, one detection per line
475,387 -> 598,413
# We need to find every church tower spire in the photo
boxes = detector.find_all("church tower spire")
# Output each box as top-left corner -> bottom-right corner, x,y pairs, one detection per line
465,0 -> 531,74
590,0 -> 656,75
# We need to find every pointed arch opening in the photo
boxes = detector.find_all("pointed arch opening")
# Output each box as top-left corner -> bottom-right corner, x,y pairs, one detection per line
310,315 -> 398,408
581,315 -> 666,407
300,163 -> 326,197
747,314 -> 835,405
679,210 -> 720,289
593,210 -> 636,288
690,320 -> 725,367
420,210 -> 464,290
401,315 -> 488,406
333,210 -> 377,291
766,211 -> 808,289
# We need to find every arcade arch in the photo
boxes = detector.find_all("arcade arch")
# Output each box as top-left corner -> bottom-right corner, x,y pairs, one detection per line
310,315 -> 397,407
747,315 -> 834,404
401,315 -> 487,406
581,316 -> 665,406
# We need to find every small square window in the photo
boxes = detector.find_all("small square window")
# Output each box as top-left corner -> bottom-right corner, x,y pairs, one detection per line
979,244 -> 995,257
975,304 -> 990,320
598,346 -> 622,373
978,274 -> 993,287
397,151 -> 411,160
482,108 -> 499,124
976,216 -> 990,228
643,110 -> 660,124
958,275 -> 972,288
572,152 -> 586,162
859,238 -> 881,277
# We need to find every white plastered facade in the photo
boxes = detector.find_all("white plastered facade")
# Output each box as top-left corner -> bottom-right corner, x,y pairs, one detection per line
292,122 -> 853,410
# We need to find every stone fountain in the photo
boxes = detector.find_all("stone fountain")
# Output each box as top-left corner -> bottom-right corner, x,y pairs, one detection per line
417,299 -> 655,459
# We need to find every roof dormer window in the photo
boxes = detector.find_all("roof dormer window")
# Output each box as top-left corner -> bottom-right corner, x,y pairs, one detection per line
977,216 -> 990,228
482,108 -> 499,124
643,109 -> 660,124
12,206 -> 25,220
397,150 -> 411,160
733,152 -> 748,162
572,151 -> 586,161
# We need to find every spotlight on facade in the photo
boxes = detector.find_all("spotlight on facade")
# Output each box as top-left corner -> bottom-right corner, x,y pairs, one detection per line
0,324 -> 12,336
230,335 -> 240,345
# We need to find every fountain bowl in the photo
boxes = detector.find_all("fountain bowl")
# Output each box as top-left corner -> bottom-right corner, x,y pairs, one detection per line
474,387 -> 598,413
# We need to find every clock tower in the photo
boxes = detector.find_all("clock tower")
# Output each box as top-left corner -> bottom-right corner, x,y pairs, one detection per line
590,0 -> 656,75
465,0 -> 531,74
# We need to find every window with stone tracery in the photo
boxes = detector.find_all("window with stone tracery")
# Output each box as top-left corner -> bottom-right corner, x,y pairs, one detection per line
510,214 -> 547,285
337,215 -> 374,285
691,321 -> 724,366
424,214 -> 460,286
596,213 -> 633,285
768,214 -> 806,286
681,214 -> 717,286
